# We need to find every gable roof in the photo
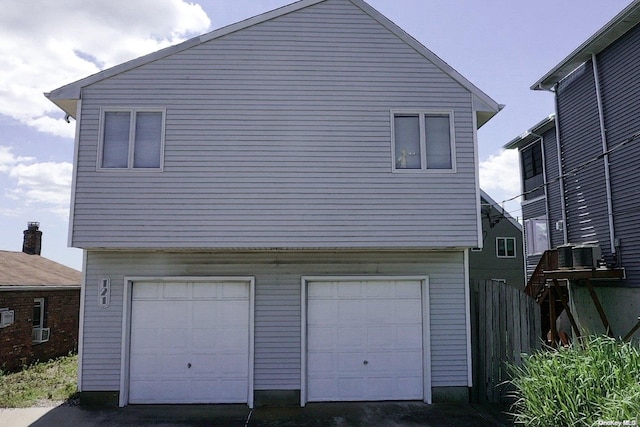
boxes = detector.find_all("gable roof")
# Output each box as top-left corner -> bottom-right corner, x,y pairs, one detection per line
479,190 -> 522,232
532,0 -> 640,90
503,114 -> 556,150
46,0 -> 501,127
0,251 -> 81,288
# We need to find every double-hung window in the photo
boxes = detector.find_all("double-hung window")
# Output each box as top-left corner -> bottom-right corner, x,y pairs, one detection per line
392,111 -> 454,171
99,108 -> 165,170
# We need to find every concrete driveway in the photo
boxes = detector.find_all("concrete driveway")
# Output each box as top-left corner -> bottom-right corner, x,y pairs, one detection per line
0,402 -> 514,426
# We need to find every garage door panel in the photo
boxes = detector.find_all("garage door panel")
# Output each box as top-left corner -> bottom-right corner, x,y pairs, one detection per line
308,300 -> 336,323
338,327 -> 364,347
367,326 -> 395,348
221,282 -> 250,299
397,325 -> 423,347
129,280 -> 251,405
307,279 -> 425,403
163,283 -> 189,299
338,300 -> 364,323
161,328 -> 189,350
131,300 -> 160,324
307,326 -> 334,349
338,352 -> 366,373
222,301 -> 250,323
308,352 -> 334,372
337,282 -> 363,297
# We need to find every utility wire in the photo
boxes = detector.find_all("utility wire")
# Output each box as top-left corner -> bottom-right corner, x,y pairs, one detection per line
501,129 -> 640,204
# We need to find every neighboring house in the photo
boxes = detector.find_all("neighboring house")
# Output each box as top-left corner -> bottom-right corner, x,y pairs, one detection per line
46,0 -> 501,407
0,223 -> 81,371
505,0 -> 640,342
469,190 -> 525,288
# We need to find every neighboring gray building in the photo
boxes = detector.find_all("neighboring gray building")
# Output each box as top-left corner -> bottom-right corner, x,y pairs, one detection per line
469,190 -> 525,289
46,0 -> 501,407
506,0 -> 640,341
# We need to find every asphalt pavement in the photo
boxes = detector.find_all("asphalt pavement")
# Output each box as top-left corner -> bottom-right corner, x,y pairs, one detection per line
0,401 -> 514,426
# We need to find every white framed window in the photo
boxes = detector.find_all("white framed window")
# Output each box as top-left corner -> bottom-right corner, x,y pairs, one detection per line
98,108 -> 165,170
391,111 -> 455,172
524,216 -> 549,255
32,297 -> 50,344
496,237 -> 516,258
0,308 -> 14,328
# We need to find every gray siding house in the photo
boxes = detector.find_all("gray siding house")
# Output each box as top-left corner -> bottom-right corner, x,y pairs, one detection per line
505,0 -> 640,341
469,190 -> 525,289
47,0 -> 501,407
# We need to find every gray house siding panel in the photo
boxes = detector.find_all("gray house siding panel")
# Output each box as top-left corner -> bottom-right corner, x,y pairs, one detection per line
598,22 -> 640,286
81,250 -> 469,391
541,127 -> 564,249
71,0 -> 479,250
556,62 -> 612,258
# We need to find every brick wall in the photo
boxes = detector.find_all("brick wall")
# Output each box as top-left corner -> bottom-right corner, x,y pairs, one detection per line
0,289 -> 80,371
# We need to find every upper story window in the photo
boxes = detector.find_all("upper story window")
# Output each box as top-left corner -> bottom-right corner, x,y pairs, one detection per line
521,141 -> 544,200
392,111 -> 454,172
99,108 -> 165,170
496,237 -> 516,258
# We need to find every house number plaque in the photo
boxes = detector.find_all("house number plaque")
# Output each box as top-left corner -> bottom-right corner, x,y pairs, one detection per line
98,276 -> 111,308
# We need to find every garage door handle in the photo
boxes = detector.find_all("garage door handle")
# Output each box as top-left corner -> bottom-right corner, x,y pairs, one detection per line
363,360 -> 368,365
187,363 -> 192,369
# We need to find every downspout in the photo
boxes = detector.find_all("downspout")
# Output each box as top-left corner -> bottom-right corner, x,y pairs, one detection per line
591,53 -> 617,260
530,131 -> 552,250
551,91 -> 569,245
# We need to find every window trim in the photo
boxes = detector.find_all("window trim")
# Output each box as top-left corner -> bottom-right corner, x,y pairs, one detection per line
97,107 -> 166,171
33,297 -> 45,328
524,215 -> 550,256
390,110 -> 456,173
496,237 -> 517,258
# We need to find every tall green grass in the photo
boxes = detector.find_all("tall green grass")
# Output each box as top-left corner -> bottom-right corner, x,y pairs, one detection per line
509,336 -> 640,426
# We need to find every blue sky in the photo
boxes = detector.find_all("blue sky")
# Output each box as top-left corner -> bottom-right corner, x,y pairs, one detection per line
0,0 -> 631,269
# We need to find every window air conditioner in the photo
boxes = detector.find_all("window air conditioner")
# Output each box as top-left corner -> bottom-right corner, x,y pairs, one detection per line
572,244 -> 602,269
557,244 -> 574,269
0,310 -> 14,327
32,328 -> 50,343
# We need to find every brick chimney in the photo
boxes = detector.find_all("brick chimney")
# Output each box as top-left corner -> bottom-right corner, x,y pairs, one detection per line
22,222 -> 42,255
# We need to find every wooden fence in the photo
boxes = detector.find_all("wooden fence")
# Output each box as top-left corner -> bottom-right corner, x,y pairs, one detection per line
470,279 -> 542,403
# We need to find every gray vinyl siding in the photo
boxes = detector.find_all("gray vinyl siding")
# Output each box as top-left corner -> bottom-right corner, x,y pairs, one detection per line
71,0 -> 479,250
522,198 -> 546,277
81,250 -> 469,392
598,22 -> 640,286
542,127 -> 564,249
469,198 -> 525,288
556,62 -> 612,259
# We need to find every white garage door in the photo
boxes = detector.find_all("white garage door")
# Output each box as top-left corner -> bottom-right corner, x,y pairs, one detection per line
306,279 -> 426,402
129,280 -> 251,404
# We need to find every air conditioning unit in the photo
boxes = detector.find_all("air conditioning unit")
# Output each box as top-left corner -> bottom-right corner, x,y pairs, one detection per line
572,244 -> 602,269
0,310 -> 14,327
32,328 -> 50,344
557,244 -> 574,269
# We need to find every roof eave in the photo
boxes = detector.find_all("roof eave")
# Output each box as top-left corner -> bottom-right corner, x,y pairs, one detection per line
532,0 -> 640,91
503,114 -> 555,150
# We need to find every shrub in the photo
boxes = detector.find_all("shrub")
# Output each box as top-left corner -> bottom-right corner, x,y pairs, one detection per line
509,336 -> 640,426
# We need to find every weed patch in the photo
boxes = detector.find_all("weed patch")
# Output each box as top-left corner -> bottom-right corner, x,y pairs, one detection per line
0,354 -> 78,408
509,336 -> 640,426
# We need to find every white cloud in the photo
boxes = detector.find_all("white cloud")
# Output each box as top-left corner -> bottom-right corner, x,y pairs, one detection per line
479,149 -> 522,220
0,0 -> 211,137
0,146 -> 73,217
